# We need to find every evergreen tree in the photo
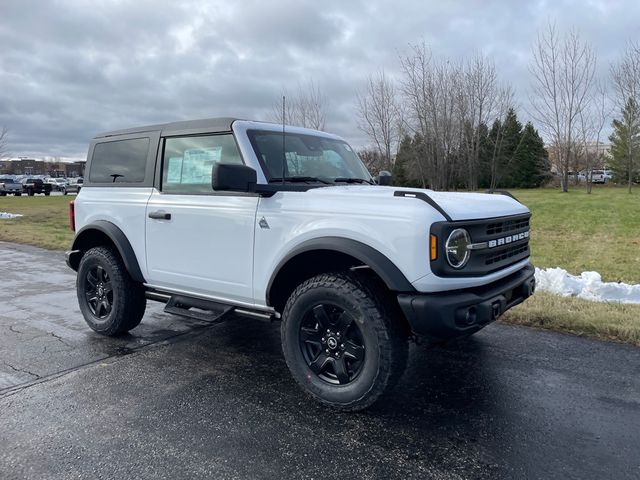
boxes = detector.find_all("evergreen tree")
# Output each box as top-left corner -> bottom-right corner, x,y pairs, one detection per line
511,122 -> 549,187
609,97 -> 640,193
392,135 -> 413,187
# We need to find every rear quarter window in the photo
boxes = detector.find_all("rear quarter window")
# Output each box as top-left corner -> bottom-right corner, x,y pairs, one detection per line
89,137 -> 150,183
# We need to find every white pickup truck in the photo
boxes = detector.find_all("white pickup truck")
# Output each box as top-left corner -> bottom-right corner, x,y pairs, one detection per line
66,118 -> 535,410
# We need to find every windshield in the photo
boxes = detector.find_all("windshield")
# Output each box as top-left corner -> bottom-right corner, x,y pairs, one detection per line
247,130 -> 371,183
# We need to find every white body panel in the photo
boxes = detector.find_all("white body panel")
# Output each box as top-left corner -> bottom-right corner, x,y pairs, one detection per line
144,189 -> 258,305
74,186 -> 153,277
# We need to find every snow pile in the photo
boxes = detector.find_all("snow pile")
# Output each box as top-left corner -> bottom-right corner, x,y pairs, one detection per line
535,267 -> 640,304
0,212 -> 23,219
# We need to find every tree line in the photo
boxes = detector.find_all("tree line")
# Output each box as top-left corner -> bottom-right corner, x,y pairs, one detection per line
276,23 -> 640,193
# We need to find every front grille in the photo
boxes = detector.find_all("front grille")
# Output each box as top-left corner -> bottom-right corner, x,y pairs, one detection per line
430,213 -> 531,277
486,218 -> 530,236
485,243 -> 529,266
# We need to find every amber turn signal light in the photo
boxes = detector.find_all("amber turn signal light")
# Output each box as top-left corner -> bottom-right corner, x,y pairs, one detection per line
430,234 -> 437,261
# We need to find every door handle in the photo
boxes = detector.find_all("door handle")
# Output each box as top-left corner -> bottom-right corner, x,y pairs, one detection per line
148,211 -> 171,220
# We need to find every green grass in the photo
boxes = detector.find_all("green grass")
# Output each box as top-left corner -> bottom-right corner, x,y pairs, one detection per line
511,186 -> 640,284
502,292 -> 640,346
0,195 -> 74,250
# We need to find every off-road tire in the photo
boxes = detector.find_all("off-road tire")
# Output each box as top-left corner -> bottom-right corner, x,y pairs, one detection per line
281,271 -> 408,411
77,246 -> 146,336
45,191 -> 51,196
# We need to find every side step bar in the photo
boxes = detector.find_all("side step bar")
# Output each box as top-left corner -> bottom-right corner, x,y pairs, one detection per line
164,295 -> 234,323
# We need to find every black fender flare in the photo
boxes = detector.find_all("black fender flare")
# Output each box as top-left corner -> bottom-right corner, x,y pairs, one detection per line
68,220 -> 145,283
266,237 -> 415,304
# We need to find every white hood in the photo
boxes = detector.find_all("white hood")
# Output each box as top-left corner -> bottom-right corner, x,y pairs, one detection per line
305,185 -> 529,221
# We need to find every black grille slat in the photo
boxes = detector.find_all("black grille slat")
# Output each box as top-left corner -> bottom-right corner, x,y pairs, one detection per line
486,218 -> 530,236
485,244 -> 529,266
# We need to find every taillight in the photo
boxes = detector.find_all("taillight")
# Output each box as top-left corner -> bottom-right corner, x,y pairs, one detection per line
69,201 -> 75,232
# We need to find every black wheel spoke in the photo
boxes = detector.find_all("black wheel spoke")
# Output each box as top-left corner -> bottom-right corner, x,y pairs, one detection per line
344,340 -> 364,361
96,265 -> 106,282
332,357 -> 350,384
300,326 -> 323,344
312,305 -> 331,330
102,299 -> 112,314
309,352 -> 329,374
335,311 -> 354,335
86,272 -> 97,288
103,282 -> 112,295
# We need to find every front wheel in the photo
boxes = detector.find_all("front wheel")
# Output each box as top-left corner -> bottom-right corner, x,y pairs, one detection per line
281,272 -> 408,411
77,246 -> 146,335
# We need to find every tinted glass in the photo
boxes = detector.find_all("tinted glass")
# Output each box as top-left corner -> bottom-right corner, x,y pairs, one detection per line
162,134 -> 243,194
89,137 -> 149,183
247,130 -> 371,182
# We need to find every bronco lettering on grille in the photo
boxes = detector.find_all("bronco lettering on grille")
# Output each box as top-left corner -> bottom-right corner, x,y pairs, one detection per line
487,231 -> 529,248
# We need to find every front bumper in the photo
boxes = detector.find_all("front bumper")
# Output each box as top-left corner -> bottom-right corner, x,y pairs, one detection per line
398,264 -> 535,341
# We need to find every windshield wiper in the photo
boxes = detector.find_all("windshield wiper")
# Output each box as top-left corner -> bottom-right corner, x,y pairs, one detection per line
269,176 -> 332,184
333,177 -> 374,185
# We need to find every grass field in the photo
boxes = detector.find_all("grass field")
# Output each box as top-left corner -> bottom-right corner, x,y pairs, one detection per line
502,292 -> 640,346
1,186 -> 639,345
0,195 -> 74,250
511,186 -> 640,284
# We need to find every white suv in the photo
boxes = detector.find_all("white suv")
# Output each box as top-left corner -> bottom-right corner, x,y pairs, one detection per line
66,118 -> 535,410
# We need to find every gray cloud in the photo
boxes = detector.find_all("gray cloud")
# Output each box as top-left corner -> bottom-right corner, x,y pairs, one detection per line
0,0 -> 637,160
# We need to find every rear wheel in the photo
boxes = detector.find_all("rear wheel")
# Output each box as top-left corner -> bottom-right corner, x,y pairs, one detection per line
77,246 -> 146,335
45,191 -> 51,196
281,272 -> 407,411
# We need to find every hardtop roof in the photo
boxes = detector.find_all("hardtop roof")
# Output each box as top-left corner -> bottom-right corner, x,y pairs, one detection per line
94,117 -> 242,138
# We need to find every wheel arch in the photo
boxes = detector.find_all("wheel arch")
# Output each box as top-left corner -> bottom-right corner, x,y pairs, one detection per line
68,221 -> 145,283
266,237 -> 415,313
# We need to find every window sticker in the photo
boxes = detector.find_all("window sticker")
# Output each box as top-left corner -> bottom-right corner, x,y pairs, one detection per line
167,157 -> 183,183
181,147 -> 222,184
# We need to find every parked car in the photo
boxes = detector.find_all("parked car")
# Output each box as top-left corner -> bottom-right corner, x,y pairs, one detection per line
46,177 -> 69,193
21,178 -> 53,196
592,170 -> 612,184
66,117 -> 535,411
65,178 -> 83,194
0,177 -> 23,196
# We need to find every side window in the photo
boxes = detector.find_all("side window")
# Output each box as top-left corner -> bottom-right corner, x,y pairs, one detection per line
162,134 -> 242,194
89,137 -> 149,183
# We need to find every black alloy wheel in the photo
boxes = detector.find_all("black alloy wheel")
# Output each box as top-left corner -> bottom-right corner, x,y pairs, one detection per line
76,246 -> 146,335
281,272 -> 408,411
84,264 -> 113,319
299,303 -> 365,385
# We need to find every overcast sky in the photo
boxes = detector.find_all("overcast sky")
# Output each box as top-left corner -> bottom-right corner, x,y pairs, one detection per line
0,0 -> 638,161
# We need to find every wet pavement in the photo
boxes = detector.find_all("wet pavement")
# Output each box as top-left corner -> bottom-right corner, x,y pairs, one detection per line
0,241 -> 639,479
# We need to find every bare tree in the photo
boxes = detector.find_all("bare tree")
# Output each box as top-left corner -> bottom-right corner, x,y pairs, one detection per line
271,80 -> 327,131
462,54 -> 500,190
611,42 -> 640,193
578,80 -> 613,193
488,87 -> 516,190
529,23 -> 596,192
399,42 -> 467,190
356,71 -> 401,172
0,126 -> 9,160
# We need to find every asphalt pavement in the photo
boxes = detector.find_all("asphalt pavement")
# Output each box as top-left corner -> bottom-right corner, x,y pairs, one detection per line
0,241 -> 639,479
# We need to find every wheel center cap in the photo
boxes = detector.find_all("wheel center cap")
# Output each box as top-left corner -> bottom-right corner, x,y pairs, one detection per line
327,337 -> 338,350
98,287 -> 104,296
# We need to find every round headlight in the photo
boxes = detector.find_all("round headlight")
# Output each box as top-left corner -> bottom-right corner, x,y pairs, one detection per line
445,228 -> 471,269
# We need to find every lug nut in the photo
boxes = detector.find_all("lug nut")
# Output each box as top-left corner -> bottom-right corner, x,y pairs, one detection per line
321,337 -> 325,343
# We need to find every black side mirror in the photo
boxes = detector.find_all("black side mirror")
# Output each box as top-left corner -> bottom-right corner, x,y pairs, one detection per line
212,164 -> 257,192
377,170 -> 392,186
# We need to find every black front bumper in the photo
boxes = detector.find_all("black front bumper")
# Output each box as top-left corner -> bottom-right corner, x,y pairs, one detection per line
398,264 -> 535,341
